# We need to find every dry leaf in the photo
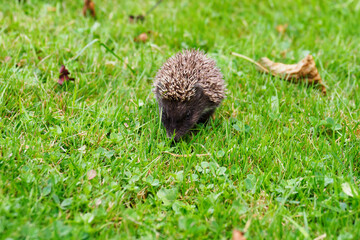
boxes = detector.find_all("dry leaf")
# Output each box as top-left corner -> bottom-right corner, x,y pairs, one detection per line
4,56 -> 11,62
47,6 -> 56,12
58,65 -> 75,85
83,0 -> 96,19
16,59 -> 27,68
134,33 -> 148,43
129,15 -> 145,23
276,24 -> 288,34
232,230 -> 246,240
258,55 -> 326,95
87,169 -> 97,180
129,0 -> 163,23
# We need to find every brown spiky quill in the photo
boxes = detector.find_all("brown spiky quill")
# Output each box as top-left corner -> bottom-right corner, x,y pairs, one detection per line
154,50 -> 225,104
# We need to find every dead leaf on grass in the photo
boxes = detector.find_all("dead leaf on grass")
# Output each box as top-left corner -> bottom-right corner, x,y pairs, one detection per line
4,56 -> 11,63
129,15 -> 145,23
83,0 -> 96,19
47,6 -> 56,12
134,32 -> 149,43
58,65 -> 75,85
129,0 -> 163,23
16,59 -> 27,68
231,52 -> 326,95
87,169 -> 97,180
276,23 -> 288,34
232,229 -> 246,240
258,55 -> 326,95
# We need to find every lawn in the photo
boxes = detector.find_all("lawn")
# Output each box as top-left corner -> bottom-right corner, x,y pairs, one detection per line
0,0 -> 359,239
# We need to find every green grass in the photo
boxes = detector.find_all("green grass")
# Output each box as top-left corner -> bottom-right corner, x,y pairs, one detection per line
0,0 -> 359,239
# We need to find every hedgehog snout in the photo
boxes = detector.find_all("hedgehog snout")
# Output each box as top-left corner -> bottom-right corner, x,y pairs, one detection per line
164,115 -> 199,141
165,125 -> 175,138
163,118 -> 192,141
165,124 -> 181,141
166,130 -> 179,141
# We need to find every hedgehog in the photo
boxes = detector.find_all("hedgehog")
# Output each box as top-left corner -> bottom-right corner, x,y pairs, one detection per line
153,49 -> 226,141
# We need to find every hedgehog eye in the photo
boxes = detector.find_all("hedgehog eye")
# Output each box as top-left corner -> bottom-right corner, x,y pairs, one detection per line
185,111 -> 191,119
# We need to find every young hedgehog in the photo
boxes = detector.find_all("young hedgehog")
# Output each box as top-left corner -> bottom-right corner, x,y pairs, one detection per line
153,49 -> 226,141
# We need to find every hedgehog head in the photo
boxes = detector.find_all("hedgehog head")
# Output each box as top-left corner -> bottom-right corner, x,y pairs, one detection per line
156,84 -> 215,141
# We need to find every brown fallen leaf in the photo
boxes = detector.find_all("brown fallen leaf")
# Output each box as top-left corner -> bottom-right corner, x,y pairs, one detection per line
134,33 -> 149,43
129,0 -> 163,23
58,65 -> 75,85
276,23 -> 288,35
47,6 -> 56,12
87,169 -> 97,180
83,0 -> 96,19
258,55 -> 326,95
16,59 -> 27,68
232,229 -> 246,240
4,56 -> 11,63
231,52 -> 326,95
129,15 -> 145,23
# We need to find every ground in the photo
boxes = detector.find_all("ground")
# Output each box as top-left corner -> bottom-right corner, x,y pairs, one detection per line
0,0 -> 359,239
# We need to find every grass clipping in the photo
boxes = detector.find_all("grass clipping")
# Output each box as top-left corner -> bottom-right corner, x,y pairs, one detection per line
232,53 -> 326,95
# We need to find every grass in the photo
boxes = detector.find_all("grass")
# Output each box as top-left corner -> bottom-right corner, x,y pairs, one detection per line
0,0 -> 359,239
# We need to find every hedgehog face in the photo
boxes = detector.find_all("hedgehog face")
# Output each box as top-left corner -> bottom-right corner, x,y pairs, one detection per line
157,85 -> 215,141
159,100 -> 199,141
